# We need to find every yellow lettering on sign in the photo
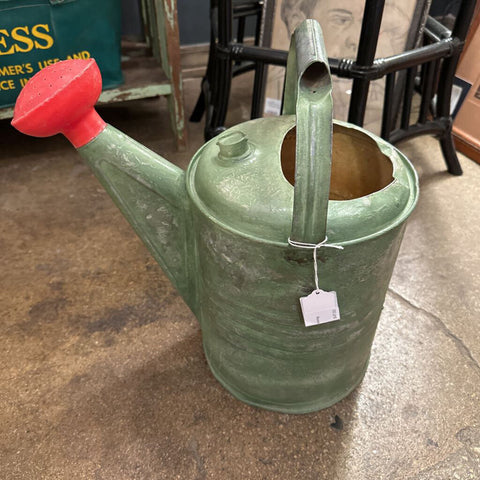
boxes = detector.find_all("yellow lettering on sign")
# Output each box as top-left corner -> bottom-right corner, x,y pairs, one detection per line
0,64 -> 34,77
12,26 -> 34,53
0,24 -> 55,56
32,24 -> 54,50
37,58 -> 60,70
67,51 -> 91,60
0,79 -> 15,90
0,65 -> 14,76
0,29 -> 15,56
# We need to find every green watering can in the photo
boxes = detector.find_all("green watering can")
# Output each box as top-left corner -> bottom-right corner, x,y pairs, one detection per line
12,20 -> 418,413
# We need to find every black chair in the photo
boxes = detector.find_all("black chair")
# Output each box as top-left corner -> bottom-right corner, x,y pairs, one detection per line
190,0 -> 267,138
191,0 -> 477,175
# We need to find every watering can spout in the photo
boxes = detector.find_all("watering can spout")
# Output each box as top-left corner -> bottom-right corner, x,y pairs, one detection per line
11,59 -> 196,312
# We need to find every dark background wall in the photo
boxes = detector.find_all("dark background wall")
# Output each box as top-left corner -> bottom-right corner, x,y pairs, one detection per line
121,0 -> 211,45
121,0 -> 258,46
430,0 -> 461,17
121,0 -> 462,46
177,0 -> 210,45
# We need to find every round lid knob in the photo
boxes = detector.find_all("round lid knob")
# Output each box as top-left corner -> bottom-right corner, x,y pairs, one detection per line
217,132 -> 250,161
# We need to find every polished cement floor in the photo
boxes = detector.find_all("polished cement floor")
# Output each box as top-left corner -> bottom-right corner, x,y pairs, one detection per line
1,74 -> 479,479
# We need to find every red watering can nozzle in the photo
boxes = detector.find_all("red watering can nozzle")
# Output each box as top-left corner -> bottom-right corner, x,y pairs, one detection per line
11,59 -> 106,148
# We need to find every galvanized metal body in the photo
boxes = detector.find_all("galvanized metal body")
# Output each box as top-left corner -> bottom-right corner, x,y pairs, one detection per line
77,113 -> 418,413
186,116 -> 417,412
12,20 -> 419,413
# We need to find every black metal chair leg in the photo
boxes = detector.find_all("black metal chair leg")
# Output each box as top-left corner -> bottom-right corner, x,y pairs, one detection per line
348,0 -> 385,126
440,124 -> 463,175
190,86 -> 206,122
205,48 -> 231,139
203,0 -> 233,140
251,63 -> 266,119
431,1 -> 476,174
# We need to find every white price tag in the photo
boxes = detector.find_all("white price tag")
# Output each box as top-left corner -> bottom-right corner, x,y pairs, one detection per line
300,289 -> 340,327
264,97 -> 282,115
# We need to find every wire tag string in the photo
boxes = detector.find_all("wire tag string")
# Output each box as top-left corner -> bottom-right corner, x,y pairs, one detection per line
288,236 -> 344,291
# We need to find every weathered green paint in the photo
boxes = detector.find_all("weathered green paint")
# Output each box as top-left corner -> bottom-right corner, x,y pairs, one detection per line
98,84 -> 173,104
0,107 -> 14,120
63,20 -> 418,412
155,0 -> 187,148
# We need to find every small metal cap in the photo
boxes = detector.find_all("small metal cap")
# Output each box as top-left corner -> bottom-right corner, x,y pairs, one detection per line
217,131 -> 250,161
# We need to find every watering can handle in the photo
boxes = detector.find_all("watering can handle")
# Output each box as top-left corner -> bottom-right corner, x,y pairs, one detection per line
283,20 -> 333,244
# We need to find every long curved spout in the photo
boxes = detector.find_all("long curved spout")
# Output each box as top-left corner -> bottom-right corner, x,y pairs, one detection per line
12,59 -> 196,313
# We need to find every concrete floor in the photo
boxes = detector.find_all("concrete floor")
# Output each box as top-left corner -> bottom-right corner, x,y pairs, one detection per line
1,73 -> 479,480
